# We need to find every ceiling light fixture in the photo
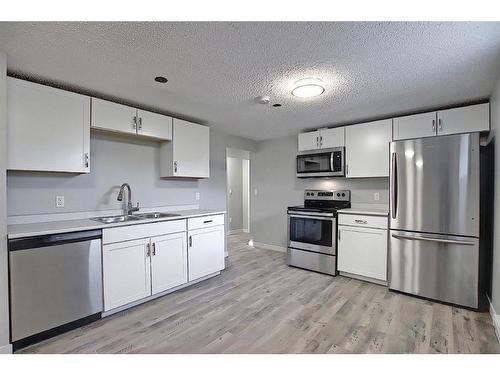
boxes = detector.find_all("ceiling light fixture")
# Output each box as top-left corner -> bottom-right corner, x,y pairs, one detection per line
291,78 -> 325,98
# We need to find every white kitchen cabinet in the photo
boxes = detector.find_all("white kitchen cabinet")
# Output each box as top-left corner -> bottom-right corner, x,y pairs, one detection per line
188,224 -> 225,281
320,127 -> 344,148
437,103 -> 489,136
345,119 -> 392,178
7,77 -> 90,173
160,118 -> 210,178
298,130 -> 320,151
393,112 -> 437,140
338,213 -> 388,282
136,109 -> 172,140
103,238 -> 152,311
91,98 -> 137,135
298,127 -> 344,151
150,232 -> 188,295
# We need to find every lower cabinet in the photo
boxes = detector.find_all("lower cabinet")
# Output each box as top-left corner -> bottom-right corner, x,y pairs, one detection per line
188,225 -> 225,281
337,213 -> 388,283
151,232 -> 188,295
103,238 -> 152,311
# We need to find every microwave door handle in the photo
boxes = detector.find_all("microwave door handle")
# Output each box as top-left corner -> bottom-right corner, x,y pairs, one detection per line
330,153 -> 334,172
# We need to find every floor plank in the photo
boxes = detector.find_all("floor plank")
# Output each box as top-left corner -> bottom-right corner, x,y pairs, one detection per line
18,233 -> 500,354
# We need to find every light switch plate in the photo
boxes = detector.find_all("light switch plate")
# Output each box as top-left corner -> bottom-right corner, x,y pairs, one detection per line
195,192 -> 200,200
56,195 -> 65,208
374,192 -> 380,201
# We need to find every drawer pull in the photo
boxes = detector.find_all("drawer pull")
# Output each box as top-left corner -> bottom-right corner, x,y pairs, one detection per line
355,219 -> 368,224
203,220 -> 213,224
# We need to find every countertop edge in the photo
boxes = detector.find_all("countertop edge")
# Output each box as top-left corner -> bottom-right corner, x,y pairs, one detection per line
8,210 -> 227,240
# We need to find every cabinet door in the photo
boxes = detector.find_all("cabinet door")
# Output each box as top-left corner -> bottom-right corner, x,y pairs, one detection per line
437,103 -> 489,136
320,127 -> 344,148
188,225 -> 225,281
150,232 -> 188,295
393,112 -> 437,140
103,238 -> 151,311
137,109 -> 172,140
337,225 -> 387,281
298,131 -> 320,151
7,77 -> 90,173
172,119 -> 210,178
345,119 -> 392,178
91,97 -> 137,135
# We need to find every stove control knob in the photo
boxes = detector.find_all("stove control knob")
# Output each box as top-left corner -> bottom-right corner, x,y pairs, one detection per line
336,193 -> 340,197
342,193 -> 346,197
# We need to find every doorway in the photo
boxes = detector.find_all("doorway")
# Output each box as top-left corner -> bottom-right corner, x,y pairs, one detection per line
226,148 -> 250,236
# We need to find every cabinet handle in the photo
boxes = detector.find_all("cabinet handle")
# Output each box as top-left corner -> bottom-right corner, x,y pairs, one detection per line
316,136 -> 319,148
138,117 -> 143,131
174,161 -> 178,173
146,243 -> 151,257
84,153 -> 89,168
203,220 -> 213,224
438,118 -> 443,132
432,119 -> 436,132
189,236 -> 192,247
346,164 -> 349,176
152,243 -> 156,256
338,230 -> 341,241
133,116 -> 137,130
355,219 -> 368,224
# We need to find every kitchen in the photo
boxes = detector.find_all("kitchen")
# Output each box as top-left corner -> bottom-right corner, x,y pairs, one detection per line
1,12 -> 500,371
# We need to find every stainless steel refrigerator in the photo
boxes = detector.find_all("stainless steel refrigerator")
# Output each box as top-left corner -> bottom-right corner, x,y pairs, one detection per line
389,133 -> 481,309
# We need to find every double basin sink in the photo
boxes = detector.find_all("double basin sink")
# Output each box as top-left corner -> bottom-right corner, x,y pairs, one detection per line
92,212 -> 181,224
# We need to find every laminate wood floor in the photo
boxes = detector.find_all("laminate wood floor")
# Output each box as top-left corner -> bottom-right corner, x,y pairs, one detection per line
19,233 -> 500,354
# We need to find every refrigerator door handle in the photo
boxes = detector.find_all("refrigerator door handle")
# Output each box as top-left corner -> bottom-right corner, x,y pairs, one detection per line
391,233 -> 476,246
391,152 -> 398,220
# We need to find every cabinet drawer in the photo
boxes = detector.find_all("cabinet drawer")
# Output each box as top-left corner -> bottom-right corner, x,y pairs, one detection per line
103,219 -> 186,244
188,214 -> 224,231
338,213 -> 388,229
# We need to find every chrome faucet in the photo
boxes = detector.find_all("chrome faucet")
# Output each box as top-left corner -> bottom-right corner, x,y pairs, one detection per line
117,183 -> 140,215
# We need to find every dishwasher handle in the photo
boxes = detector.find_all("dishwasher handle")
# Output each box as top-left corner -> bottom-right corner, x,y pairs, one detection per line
9,229 -> 102,252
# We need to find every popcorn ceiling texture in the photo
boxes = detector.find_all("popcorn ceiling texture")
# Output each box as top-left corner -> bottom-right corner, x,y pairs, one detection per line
1,22 -> 500,140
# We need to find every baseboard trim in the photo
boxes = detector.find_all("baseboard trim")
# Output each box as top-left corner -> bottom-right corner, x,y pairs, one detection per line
339,271 -> 387,286
253,241 -> 287,253
488,296 -> 500,343
0,344 -> 13,354
228,229 -> 244,235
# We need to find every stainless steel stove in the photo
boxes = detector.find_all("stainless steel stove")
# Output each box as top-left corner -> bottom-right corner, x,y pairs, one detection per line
287,189 -> 350,275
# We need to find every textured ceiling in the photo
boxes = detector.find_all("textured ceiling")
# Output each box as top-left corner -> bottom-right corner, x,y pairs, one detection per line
1,22 -> 500,140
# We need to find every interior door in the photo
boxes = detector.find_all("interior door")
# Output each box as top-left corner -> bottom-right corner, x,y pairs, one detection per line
390,133 -> 479,236
150,232 -> 187,295
188,225 -> 225,281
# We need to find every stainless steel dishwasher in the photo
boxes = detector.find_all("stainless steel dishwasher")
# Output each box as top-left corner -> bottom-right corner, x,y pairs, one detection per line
9,230 -> 103,349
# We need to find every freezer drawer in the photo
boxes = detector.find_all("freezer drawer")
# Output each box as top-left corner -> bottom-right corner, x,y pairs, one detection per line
389,230 -> 479,308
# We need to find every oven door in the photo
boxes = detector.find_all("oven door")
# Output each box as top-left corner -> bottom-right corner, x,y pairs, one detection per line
296,148 -> 344,177
288,212 -> 335,255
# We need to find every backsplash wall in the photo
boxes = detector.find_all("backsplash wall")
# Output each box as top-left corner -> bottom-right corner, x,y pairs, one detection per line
7,129 -> 257,219
250,134 -> 389,248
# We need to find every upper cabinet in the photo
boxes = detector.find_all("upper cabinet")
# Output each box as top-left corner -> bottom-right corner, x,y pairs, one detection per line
91,98 -> 172,141
345,119 -> 392,178
393,103 -> 489,141
298,127 -> 344,151
160,119 -> 210,178
7,77 -> 90,173
436,103 -> 489,136
393,112 -> 437,141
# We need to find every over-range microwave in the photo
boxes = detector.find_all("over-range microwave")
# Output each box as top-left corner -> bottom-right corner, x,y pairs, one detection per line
296,147 -> 345,178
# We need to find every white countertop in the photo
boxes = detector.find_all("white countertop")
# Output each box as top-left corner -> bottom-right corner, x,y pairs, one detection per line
8,209 -> 226,239
338,204 -> 389,216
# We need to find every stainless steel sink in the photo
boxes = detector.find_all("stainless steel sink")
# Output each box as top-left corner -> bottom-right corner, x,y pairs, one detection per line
91,215 -> 142,224
133,212 -> 181,219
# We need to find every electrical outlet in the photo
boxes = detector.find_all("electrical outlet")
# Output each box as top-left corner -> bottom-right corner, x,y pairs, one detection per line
253,188 -> 258,196
195,192 -> 200,200
374,192 -> 380,201
229,217 -> 233,223
56,195 -> 65,208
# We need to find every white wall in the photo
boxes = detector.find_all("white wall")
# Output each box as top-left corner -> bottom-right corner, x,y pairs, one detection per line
0,51 -> 11,353
490,76 -> 500,316
250,134 -> 389,248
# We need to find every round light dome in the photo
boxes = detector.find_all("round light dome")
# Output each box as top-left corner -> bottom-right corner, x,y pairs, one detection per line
292,78 -> 325,98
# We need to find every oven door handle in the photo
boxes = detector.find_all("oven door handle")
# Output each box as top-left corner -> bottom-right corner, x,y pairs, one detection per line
288,214 -> 335,220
